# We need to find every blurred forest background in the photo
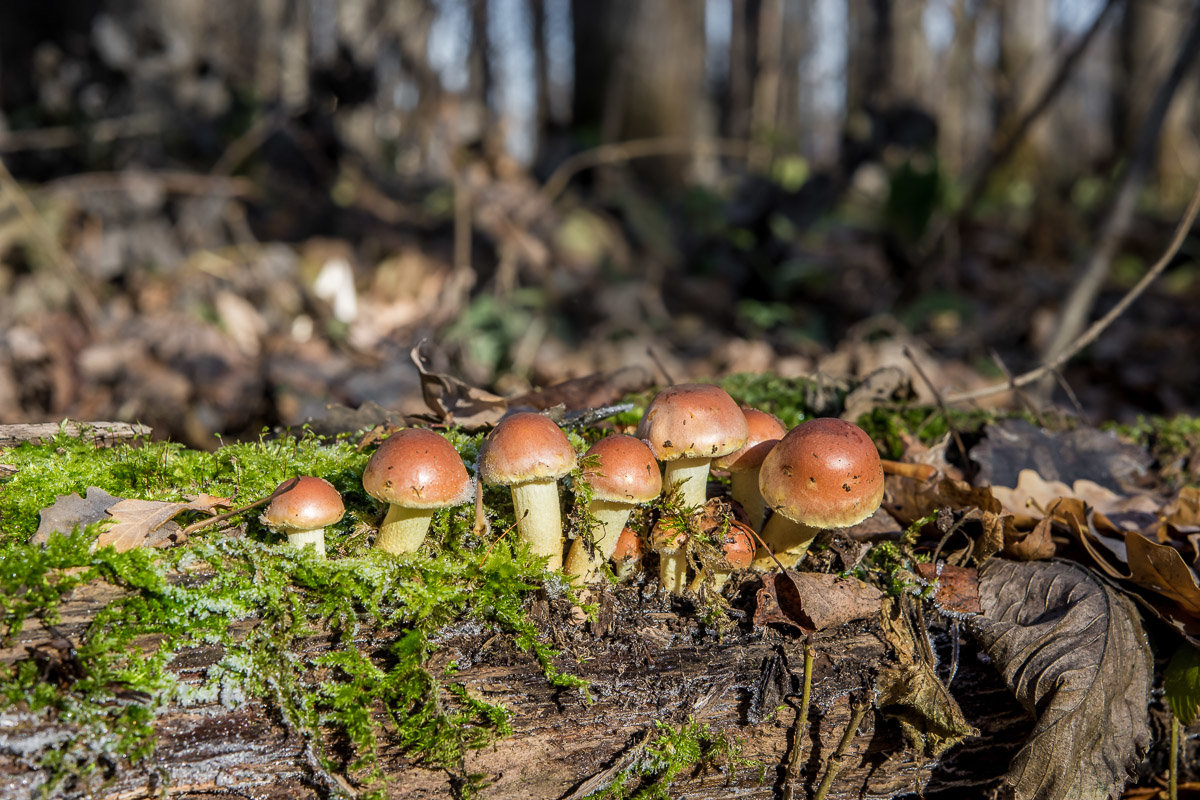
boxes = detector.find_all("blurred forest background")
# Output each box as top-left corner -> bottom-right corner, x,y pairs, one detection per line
0,0 -> 1198,447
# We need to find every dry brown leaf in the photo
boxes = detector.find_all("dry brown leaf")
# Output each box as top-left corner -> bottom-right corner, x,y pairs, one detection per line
752,571 -> 882,632
914,563 -> 982,615
969,559 -> 1151,800
34,489 -> 230,551
410,342 -> 508,429
97,494 -> 230,551
876,598 -> 979,757
1123,532 -> 1200,617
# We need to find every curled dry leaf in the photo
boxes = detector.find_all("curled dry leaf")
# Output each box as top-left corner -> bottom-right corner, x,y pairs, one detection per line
875,597 -> 979,757
914,562 -> 982,616
752,570 -> 882,632
969,559 -> 1152,800
411,342 -> 509,429
34,488 -> 231,551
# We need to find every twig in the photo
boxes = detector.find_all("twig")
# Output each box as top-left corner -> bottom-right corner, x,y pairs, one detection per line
812,697 -> 868,800
988,349 -> 1045,425
536,137 -> 753,209
645,346 -> 676,386
880,460 -> 936,482
780,637 -> 815,800
1039,8 -> 1200,385
925,0 -> 1121,253
0,112 -> 169,153
1170,714 -> 1179,800
179,478 -> 299,537
944,179 -> 1200,405
903,347 -> 974,483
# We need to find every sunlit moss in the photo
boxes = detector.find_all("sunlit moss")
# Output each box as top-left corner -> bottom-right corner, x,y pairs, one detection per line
585,717 -> 754,799
0,430 -> 588,796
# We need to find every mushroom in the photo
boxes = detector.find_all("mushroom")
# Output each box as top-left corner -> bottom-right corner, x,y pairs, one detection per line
650,518 -> 690,595
755,418 -> 884,569
636,383 -> 748,508
712,406 -> 786,530
362,428 -> 473,554
478,412 -> 577,571
689,520 -> 755,593
261,476 -> 345,558
611,526 -> 644,581
564,434 -> 662,582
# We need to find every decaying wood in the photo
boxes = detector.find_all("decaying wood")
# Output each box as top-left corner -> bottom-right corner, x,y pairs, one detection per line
0,577 -> 1033,799
0,421 -> 152,448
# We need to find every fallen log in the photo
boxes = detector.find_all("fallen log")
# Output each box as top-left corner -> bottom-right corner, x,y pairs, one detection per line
0,574 -> 1033,799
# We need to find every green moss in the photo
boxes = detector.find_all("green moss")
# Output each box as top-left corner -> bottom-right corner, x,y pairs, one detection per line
1107,414 -> 1200,485
586,718 -> 754,799
0,429 -> 590,796
720,373 -> 829,429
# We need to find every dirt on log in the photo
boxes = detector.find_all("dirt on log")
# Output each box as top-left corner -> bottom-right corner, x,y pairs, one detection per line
0,578 -> 1033,799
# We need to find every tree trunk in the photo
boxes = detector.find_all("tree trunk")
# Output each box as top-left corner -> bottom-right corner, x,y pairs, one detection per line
997,0 -> 1055,178
0,577 -> 1034,799
570,0 -> 707,185
1117,1 -> 1200,204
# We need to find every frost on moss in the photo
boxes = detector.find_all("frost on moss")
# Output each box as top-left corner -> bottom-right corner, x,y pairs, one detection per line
0,431 -> 586,796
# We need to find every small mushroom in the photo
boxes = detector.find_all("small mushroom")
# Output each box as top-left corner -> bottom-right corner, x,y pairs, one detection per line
636,383 -> 747,508
650,518 -> 690,595
755,418 -> 884,568
564,434 -> 662,582
478,412 -> 576,571
261,476 -> 345,558
611,526 -> 644,581
690,520 -> 755,594
362,428 -> 473,554
712,407 -> 786,530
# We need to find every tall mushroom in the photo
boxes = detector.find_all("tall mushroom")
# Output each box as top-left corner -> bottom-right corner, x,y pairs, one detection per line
362,428 -> 473,554
712,407 -> 786,530
636,383 -> 747,508
564,434 -> 662,582
261,476 -> 345,558
755,417 -> 884,569
479,412 -> 576,571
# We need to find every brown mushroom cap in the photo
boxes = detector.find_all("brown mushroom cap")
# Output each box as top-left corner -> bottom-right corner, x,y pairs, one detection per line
713,407 -> 787,471
263,476 -> 345,531
479,412 -> 576,485
759,418 -> 884,529
582,435 -> 662,504
636,383 -> 748,462
362,428 -> 473,509
612,526 -> 643,563
721,522 -> 756,569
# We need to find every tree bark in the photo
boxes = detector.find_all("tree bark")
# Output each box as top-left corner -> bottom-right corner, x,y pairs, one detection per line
570,0 -> 707,185
0,577 -> 1036,799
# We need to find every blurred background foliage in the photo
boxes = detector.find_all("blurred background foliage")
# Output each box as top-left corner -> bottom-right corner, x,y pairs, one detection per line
0,0 -> 1198,444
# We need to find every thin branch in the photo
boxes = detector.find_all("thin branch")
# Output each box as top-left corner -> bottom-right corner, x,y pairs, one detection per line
944,179 -> 1200,405
1040,6 -> 1200,373
934,0 -> 1121,245
535,137 -> 753,209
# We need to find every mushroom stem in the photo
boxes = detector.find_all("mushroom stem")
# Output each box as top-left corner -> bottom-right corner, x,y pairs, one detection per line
564,499 -> 634,581
753,514 -> 821,569
659,548 -> 689,594
689,567 -> 733,594
663,456 -> 712,508
286,529 -> 327,558
511,478 -> 565,570
376,505 -> 435,554
730,469 -> 767,530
